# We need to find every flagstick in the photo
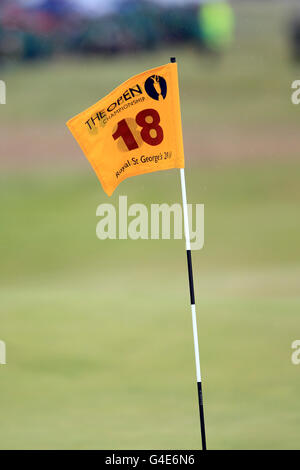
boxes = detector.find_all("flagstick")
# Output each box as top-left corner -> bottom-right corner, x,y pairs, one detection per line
179,167 -> 207,450
170,56 -> 207,449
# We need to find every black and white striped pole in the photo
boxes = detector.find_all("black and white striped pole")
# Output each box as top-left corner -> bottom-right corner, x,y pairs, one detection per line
170,57 -> 207,450
180,167 -> 207,450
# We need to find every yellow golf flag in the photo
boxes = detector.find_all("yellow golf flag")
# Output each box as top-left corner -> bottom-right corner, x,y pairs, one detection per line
66,62 -> 185,196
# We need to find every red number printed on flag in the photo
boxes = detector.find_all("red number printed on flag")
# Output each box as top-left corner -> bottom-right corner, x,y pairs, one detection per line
112,119 -> 139,151
112,108 -> 164,151
136,109 -> 163,146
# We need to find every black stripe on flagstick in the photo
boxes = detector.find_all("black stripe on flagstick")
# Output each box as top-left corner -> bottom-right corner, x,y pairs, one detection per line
186,250 -> 195,305
197,382 -> 203,405
197,382 -> 207,450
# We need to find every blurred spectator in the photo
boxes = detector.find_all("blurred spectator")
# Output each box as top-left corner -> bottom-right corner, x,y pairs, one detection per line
69,0 -> 119,18
289,9 -> 300,63
198,0 -> 234,53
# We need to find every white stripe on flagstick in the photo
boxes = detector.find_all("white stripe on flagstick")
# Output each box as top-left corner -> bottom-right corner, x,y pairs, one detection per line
191,304 -> 202,382
180,168 -> 191,251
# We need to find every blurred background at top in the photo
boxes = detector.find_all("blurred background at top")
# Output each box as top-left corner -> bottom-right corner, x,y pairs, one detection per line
0,0 -> 236,61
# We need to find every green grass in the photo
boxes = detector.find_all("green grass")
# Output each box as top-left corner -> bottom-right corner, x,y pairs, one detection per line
1,161 -> 300,449
1,0 -> 300,449
1,284 -> 299,449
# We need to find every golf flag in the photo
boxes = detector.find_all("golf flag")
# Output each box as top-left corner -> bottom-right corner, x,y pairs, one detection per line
66,62 -> 185,196
67,58 -> 207,449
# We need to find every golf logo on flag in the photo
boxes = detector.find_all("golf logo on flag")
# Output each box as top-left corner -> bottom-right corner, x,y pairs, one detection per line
66,63 -> 184,196
144,75 -> 167,101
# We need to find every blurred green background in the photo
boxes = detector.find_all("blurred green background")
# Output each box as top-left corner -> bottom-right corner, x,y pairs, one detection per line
1,1 -> 300,449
